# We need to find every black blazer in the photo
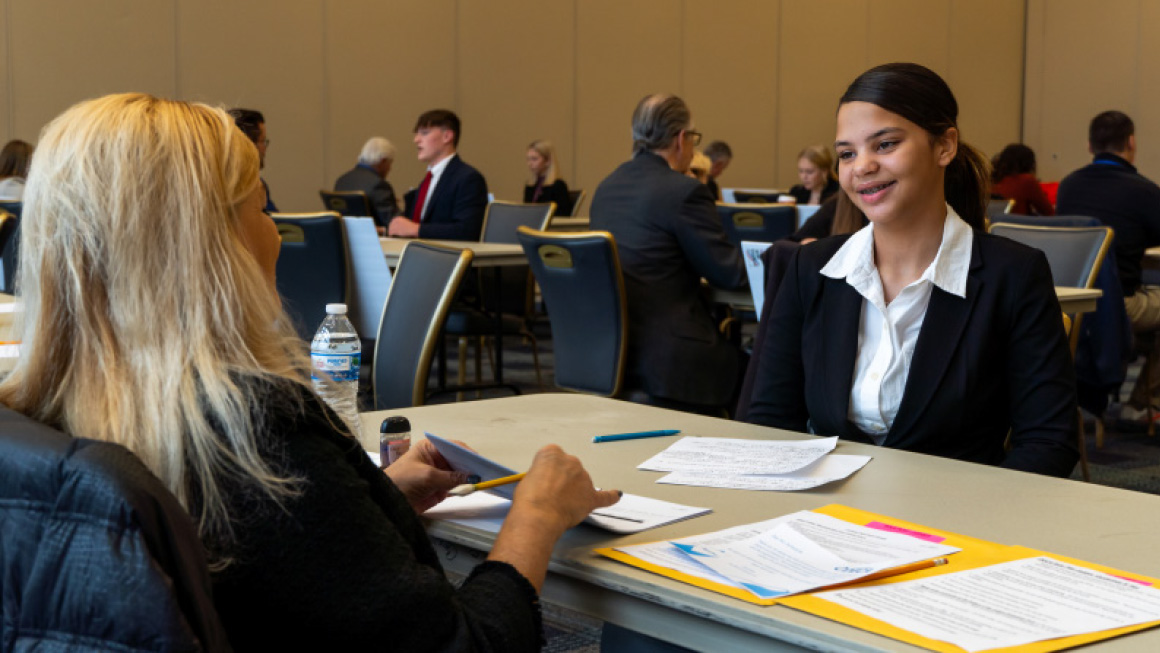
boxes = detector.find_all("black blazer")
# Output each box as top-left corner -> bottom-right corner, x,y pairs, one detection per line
590,152 -> 746,407
523,178 -> 573,216
403,155 -> 489,241
745,231 -> 1078,477
788,178 -> 840,205
334,164 -> 400,228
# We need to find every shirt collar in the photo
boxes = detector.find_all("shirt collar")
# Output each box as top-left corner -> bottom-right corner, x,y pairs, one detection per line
427,152 -> 457,176
820,203 -> 973,299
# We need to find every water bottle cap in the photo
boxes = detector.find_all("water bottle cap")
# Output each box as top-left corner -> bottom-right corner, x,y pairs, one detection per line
381,416 -> 411,434
325,303 -> 348,315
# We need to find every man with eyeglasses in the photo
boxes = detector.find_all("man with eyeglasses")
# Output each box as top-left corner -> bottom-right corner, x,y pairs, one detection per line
589,93 -> 746,423
228,108 -> 277,213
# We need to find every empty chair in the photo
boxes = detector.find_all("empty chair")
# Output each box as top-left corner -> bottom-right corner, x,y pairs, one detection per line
373,241 -> 473,409
517,227 -> 627,396
987,223 -> 1111,291
0,207 -> 20,294
716,202 -> 798,245
0,406 -> 231,651
480,201 -> 555,243
987,197 -> 1015,220
319,189 -> 390,231
991,213 -> 1101,229
567,189 -> 587,217
270,211 -> 348,340
731,189 -> 785,204
0,200 -> 20,217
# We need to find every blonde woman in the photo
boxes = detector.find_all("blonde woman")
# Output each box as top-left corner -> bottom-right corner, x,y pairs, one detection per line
0,93 -> 617,650
788,144 -> 840,205
523,139 -> 574,215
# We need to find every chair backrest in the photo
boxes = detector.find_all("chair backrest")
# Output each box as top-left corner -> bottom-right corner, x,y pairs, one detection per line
716,202 -> 798,245
517,226 -> 627,396
988,223 -> 1113,289
481,201 -> 555,244
991,213 -> 1102,229
373,242 -> 473,409
320,190 -> 375,219
0,407 -> 231,651
987,197 -> 1015,219
1,210 -> 20,294
567,189 -> 587,217
0,200 -> 21,218
271,212 -> 349,341
730,189 -> 785,204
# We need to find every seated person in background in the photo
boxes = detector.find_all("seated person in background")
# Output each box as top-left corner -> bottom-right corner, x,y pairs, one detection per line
703,140 -> 732,201
228,108 -> 277,212
590,93 -> 746,416
523,139 -> 573,216
0,92 -> 619,651
688,150 -> 711,184
335,136 -> 401,235
390,109 -> 488,241
1057,110 -> 1160,412
788,144 -> 840,205
786,190 -> 868,243
747,63 -> 1078,478
991,143 -> 1054,215
0,139 -> 33,200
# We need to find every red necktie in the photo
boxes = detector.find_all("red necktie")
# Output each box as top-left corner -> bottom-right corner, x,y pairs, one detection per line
412,171 -> 433,223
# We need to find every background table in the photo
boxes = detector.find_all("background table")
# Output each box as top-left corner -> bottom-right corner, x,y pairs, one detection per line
361,394 -> 1160,652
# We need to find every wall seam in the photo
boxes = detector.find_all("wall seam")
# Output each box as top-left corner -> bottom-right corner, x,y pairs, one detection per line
774,0 -> 783,187
321,0 -> 330,188
572,0 -> 579,189
5,0 -> 13,137
1018,0 -> 1028,142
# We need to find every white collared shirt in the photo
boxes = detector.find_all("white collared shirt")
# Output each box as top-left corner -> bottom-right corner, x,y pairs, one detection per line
419,152 -> 457,221
819,205 -> 973,443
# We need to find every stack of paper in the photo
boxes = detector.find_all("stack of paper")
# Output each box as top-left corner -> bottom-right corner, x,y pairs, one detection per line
638,436 -> 870,491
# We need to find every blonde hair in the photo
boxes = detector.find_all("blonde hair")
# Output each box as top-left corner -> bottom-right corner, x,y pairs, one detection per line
797,144 -> 837,182
0,93 -> 314,562
527,139 -> 559,185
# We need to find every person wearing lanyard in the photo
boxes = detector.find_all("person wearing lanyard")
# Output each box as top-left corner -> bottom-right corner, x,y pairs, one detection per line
745,63 -> 1078,478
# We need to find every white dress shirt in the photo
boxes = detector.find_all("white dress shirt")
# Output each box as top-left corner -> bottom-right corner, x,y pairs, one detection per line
419,153 -> 457,221
819,205 -> 973,443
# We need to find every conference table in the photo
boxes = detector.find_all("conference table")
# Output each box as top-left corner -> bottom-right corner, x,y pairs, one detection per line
712,285 -> 1104,315
360,394 -> 1160,652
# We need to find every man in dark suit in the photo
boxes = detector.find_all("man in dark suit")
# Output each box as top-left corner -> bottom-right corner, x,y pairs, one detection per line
388,110 -> 488,241
334,136 -> 400,234
590,94 -> 746,414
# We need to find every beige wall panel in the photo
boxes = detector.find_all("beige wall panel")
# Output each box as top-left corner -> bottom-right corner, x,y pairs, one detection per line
1025,0 -> 1138,182
1134,0 -> 1160,180
776,0 -> 869,191
947,0 -> 1024,160
0,0 -> 10,145
1022,0 -> 1046,162
575,0 -> 682,194
458,0 -> 575,203
865,0 -> 951,75
179,0 -> 325,212
682,0 -> 778,190
8,0 -> 176,143
325,0 -> 457,205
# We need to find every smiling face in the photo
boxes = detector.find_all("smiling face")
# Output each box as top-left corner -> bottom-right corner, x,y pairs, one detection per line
797,158 -> 826,191
834,101 -> 956,228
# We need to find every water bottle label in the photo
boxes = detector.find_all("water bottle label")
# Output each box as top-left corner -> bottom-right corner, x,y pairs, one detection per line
311,353 -> 361,383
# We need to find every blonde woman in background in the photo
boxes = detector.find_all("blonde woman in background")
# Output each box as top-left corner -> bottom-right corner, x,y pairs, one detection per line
0,93 -> 617,651
523,138 -> 575,215
788,144 -> 840,205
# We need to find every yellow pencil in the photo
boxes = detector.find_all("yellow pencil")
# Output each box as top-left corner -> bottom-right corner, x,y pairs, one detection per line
822,557 -> 949,591
448,472 -> 527,497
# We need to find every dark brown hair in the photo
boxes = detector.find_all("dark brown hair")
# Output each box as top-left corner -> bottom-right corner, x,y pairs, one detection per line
0,140 -> 33,179
414,109 -> 461,147
1088,111 -> 1133,155
992,143 -> 1037,182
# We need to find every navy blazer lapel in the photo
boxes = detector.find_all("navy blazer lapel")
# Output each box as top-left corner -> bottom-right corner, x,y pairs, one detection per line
886,238 -> 983,442
426,156 -> 462,217
818,277 -> 863,430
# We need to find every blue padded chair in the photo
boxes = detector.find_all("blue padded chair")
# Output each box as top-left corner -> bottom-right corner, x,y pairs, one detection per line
566,189 -> 586,217
320,190 -> 384,228
271,212 -> 348,341
373,241 -> 473,409
516,226 -> 627,396
987,197 -> 1015,221
716,202 -> 798,245
0,406 -> 231,651
0,201 -> 21,294
731,190 -> 784,204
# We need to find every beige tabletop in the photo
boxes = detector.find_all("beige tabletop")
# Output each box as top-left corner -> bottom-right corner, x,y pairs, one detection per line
361,394 -> 1160,652
379,237 -> 527,268
711,285 -> 1102,315
548,216 -> 591,231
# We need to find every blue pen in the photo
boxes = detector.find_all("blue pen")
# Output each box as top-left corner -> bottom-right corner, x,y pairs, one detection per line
593,429 -> 680,443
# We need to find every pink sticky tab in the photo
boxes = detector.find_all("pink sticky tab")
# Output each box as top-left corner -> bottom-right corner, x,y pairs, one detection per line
866,521 -> 946,543
1112,574 -> 1153,586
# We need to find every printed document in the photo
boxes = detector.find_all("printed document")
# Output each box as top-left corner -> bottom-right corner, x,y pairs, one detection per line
638,436 -> 838,475
817,556 -> 1160,652
657,454 -> 870,491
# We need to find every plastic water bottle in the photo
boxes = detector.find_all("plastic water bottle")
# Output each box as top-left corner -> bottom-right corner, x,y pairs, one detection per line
311,303 -> 361,433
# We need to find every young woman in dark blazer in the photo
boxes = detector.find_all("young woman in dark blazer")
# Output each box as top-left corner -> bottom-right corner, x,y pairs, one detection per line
523,139 -> 574,216
746,63 -> 1078,477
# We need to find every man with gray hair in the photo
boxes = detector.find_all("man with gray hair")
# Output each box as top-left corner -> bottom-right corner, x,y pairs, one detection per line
590,93 -> 745,417
334,136 -> 400,232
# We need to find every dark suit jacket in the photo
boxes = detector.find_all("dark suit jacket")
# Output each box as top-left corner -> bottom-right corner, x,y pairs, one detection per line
334,164 -> 399,228
745,231 -> 1078,477
590,151 -> 746,407
403,155 -> 489,241
788,178 -> 839,205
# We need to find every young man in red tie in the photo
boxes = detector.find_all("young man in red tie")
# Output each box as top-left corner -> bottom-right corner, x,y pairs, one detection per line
388,110 -> 489,241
